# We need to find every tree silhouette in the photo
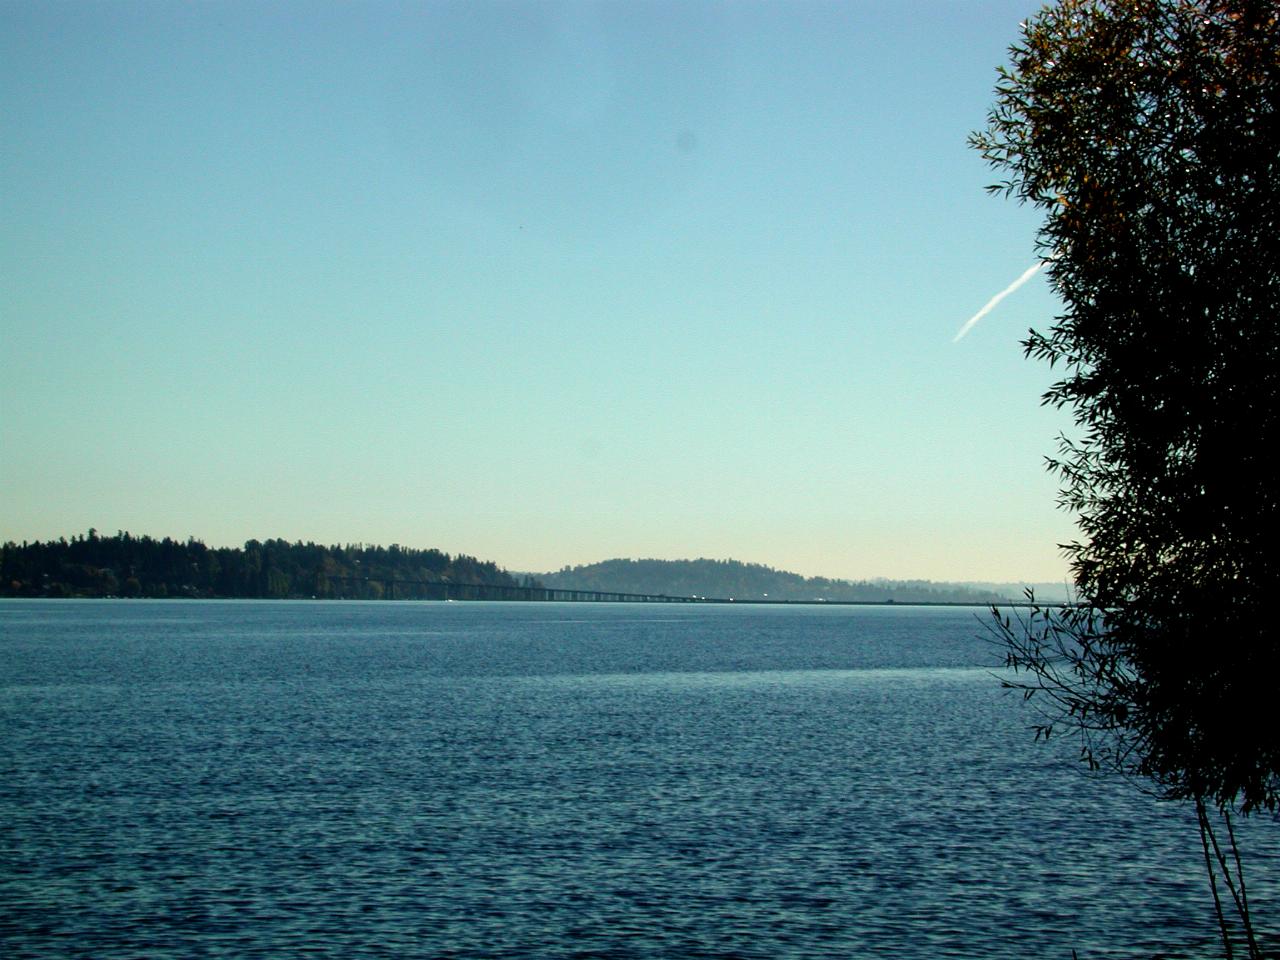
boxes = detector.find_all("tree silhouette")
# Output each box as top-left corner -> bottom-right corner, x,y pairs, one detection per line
973,1 -> 1279,953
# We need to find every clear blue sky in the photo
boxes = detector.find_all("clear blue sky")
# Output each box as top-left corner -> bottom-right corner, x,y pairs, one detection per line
1,0 -> 1077,583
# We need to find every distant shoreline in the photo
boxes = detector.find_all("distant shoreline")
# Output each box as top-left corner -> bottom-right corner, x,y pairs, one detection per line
1,595 -> 1049,608
2,532 -> 1069,605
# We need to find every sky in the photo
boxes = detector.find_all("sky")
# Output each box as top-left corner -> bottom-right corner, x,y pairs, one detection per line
1,0 -> 1078,584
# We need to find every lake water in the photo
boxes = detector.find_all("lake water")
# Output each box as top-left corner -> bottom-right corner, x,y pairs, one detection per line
2,600 -> 1276,958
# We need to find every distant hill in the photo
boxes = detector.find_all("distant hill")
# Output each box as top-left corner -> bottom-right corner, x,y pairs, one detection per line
539,558 -> 1018,604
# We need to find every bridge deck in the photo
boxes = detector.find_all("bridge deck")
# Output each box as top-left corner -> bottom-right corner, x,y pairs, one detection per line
324,576 -> 1006,606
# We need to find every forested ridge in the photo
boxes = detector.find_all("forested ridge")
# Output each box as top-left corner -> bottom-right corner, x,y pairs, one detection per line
0,530 -> 523,599
4,534 -> 1017,603
541,558 -> 1012,604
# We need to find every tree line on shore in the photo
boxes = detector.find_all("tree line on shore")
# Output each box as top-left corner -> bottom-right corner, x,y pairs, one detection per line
0,530 -> 524,600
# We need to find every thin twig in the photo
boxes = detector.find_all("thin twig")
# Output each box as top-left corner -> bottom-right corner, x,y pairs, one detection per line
1198,796 -> 1234,959
1204,805 -> 1248,936
1222,808 -> 1261,960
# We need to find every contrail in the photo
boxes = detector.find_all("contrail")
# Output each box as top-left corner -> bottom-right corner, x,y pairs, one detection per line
953,260 -> 1047,342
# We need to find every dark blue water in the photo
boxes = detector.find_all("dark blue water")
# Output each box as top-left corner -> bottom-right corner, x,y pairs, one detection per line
2,600 -> 1276,958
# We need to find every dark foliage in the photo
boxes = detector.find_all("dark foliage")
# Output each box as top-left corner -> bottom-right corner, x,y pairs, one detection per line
1,529 -> 518,600
974,0 -> 1280,817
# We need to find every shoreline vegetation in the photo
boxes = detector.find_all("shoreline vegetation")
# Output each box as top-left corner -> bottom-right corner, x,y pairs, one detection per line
1,531 -> 1040,604
0,530 -> 519,601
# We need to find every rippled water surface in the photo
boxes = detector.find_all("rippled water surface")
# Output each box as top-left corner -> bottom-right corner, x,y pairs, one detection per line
2,600 -> 1277,958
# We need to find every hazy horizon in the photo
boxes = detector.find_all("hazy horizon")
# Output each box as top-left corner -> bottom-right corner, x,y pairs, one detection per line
2,1 -> 1075,583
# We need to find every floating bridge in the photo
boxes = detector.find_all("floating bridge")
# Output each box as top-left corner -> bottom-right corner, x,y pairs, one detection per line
328,576 -> 717,603
323,576 -> 1010,606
